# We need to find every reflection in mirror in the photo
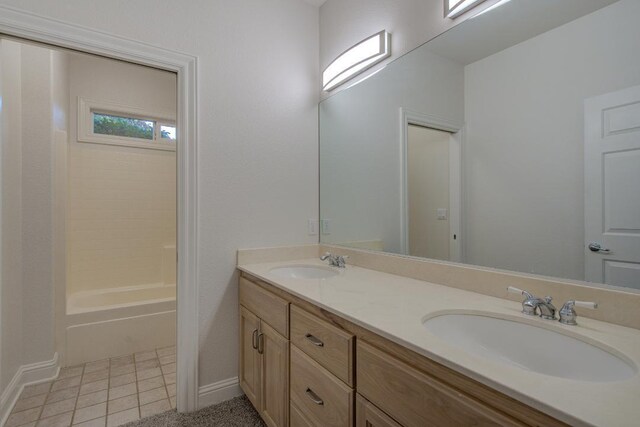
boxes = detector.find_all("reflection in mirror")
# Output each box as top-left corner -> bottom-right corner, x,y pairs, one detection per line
319,0 -> 640,290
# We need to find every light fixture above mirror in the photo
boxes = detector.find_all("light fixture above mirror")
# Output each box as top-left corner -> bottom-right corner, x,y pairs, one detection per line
445,0 -> 488,18
322,30 -> 391,91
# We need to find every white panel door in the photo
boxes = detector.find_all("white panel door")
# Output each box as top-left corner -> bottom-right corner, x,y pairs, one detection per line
585,85 -> 640,289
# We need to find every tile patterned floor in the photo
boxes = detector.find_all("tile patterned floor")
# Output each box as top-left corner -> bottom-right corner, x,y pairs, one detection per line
6,346 -> 176,427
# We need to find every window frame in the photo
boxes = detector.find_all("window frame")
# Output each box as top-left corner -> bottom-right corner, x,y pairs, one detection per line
78,97 -> 176,151
444,0 -> 488,18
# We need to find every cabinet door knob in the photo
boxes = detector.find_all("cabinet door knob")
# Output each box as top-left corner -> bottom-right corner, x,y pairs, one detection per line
305,333 -> 324,347
305,388 -> 324,405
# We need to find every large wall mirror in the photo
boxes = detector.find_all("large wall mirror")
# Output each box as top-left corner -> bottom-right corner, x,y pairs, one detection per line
319,0 -> 640,290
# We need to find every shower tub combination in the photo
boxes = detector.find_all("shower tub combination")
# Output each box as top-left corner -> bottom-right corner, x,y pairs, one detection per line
64,245 -> 176,366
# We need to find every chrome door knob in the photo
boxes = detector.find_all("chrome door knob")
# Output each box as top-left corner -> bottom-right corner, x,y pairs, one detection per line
588,242 -> 611,253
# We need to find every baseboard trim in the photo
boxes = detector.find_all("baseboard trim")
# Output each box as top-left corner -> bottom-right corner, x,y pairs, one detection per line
0,353 -> 60,427
197,377 -> 242,409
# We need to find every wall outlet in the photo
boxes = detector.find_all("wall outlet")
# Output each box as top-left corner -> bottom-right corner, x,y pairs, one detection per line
307,219 -> 319,236
320,219 -> 331,235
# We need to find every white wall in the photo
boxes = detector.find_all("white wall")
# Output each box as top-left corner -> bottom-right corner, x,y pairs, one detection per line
0,39 -> 24,393
19,44 -> 56,366
463,0 -> 640,280
51,49 -> 69,365
66,54 -> 177,294
0,0 -> 320,390
320,47 -> 463,253
319,0 -> 502,99
0,40 -> 61,395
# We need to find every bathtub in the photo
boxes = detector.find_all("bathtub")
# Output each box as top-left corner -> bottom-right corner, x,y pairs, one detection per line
65,283 -> 176,365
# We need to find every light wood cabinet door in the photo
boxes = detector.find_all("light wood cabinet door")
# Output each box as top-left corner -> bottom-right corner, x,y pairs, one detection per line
239,305 -> 261,409
356,394 -> 402,427
260,322 -> 289,427
357,341 -> 522,427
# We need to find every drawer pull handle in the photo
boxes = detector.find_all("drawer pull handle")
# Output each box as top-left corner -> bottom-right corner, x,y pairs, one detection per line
251,329 -> 258,350
305,388 -> 324,405
257,333 -> 264,354
305,333 -> 324,347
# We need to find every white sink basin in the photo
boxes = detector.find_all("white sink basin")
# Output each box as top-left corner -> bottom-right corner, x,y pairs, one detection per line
269,265 -> 339,280
423,313 -> 636,382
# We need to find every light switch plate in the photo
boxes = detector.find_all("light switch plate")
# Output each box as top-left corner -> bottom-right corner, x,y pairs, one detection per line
437,208 -> 448,220
321,219 -> 331,235
308,219 -> 319,236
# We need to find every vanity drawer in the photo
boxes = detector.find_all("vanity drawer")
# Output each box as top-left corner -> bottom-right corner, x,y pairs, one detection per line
290,401 -> 315,427
239,277 -> 289,338
290,345 -> 354,427
357,341 -> 523,427
290,305 -> 355,386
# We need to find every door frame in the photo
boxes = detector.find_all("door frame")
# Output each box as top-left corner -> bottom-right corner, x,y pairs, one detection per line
399,108 -> 463,262
0,6 -> 200,412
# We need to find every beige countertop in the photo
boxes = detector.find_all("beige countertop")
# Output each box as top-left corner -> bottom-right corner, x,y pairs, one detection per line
238,258 -> 640,427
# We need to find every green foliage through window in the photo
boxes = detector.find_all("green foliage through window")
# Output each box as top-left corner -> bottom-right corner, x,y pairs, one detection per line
93,113 -> 154,140
161,125 -> 176,140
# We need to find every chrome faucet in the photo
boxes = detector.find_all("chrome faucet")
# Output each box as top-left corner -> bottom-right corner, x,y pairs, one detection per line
507,287 -> 557,320
558,300 -> 598,325
320,252 -> 348,268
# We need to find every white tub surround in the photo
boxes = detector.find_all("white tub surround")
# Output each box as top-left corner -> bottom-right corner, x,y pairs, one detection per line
67,283 -> 176,315
65,284 -> 176,365
237,248 -> 640,427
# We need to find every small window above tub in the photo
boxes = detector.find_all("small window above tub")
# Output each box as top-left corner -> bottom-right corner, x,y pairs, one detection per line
445,0 -> 488,18
159,124 -> 177,143
78,98 -> 176,151
93,112 -> 155,140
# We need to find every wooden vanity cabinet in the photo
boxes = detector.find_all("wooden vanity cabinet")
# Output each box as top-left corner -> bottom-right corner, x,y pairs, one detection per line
239,272 -> 567,427
239,278 -> 290,427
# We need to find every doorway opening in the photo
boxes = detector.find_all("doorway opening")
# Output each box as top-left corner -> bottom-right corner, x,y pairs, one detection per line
400,110 -> 462,262
407,125 -> 453,260
1,37 -> 178,423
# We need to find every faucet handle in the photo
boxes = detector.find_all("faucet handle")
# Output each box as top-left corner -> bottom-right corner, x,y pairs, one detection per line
507,286 -> 534,299
320,252 -> 332,261
573,300 -> 598,310
559,300 -> 598,325
335,255 -> 349,267
507,286 -> 538,316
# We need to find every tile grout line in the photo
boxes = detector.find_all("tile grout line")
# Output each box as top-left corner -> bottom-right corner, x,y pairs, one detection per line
104,358 -> 111,427
158,348 -> 172,410
108,354 -> 137,426
68,363 -> 81,427
134,353 -> 141,421
34,381 -> 52,426
31,364 -> 82,427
